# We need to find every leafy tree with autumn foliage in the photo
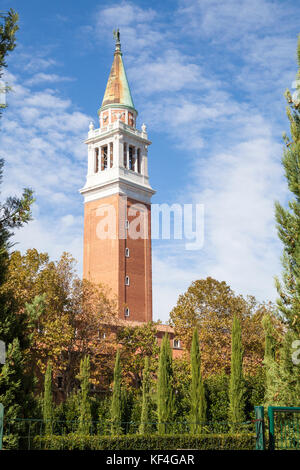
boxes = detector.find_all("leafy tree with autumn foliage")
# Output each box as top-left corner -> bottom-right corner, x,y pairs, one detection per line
170,277 -> 272,376
2,248 -> 118,395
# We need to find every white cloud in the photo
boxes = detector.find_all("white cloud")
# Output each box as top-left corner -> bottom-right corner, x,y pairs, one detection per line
25,73 -> 74,86
1,66 -> 90,276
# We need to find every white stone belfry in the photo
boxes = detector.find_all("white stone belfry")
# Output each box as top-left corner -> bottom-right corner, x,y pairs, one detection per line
80,119 -> 155,205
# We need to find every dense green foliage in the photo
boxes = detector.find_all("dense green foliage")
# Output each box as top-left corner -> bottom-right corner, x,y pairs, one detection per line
34,432 -> 256,450
228,315 -> 245,425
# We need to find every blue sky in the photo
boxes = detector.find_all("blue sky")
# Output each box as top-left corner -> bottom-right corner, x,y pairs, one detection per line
1,0 -> 299,321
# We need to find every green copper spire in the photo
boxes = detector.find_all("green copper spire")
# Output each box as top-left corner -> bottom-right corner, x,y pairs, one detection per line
100,30 -> 135,112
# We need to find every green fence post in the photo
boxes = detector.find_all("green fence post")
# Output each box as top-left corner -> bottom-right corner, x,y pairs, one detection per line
254,406 -> 265,450
0,403 -> 4,450
268,406 -> 275,450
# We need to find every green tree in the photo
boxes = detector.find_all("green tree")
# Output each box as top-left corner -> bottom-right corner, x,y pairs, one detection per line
190,328 -> 206,432
43,363 -> 53,435
228,315 -> 245,427
140,356 -> 151,434
0,9 -> 19,116
78,355 -> 92,435
0,10 -> 35,427
170,277 -> 270,376
117,321 -> 159,388
271,35 -> 300,404
262,314 -> 277,405
157,334 -> 174,434
110,349 -> 122,435
275,35 -> 300,337
263,330 -> 300,406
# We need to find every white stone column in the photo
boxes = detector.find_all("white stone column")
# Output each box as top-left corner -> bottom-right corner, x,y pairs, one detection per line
117,137 -> 123,168
143,146 -> 148,177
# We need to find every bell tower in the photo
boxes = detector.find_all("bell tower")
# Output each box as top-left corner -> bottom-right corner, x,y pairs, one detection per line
80,31 -> 155,322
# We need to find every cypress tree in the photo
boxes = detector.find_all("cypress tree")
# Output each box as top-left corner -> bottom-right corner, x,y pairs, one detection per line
140,356 -> 151,434
228,315 -> 245,427
273,36 -> 300,403
157,334 -> 174,434
78,355 -> 92,435
190,328 -> 206,433
275,35 -> 300,337
262,314 -> 277,405
110,349 -> 122,435
43,362 -> 53,435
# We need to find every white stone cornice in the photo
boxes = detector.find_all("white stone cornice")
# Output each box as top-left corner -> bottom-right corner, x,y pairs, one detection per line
79,178 -> 156,204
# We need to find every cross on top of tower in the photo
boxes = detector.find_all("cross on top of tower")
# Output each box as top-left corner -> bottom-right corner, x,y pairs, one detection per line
113,28 -> 121,51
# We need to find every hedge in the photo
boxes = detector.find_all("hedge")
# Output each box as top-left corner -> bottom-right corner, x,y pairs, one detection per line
34,433 -> 256,450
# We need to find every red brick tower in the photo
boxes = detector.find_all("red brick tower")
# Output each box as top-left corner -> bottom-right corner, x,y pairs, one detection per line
80,32 -> 155,322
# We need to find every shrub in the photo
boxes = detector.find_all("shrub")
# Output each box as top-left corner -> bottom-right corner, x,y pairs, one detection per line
34,432 -> 256,450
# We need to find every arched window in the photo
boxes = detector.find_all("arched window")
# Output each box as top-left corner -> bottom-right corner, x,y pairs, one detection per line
125,276 -> 130,286
125,247 -> 130,257
125,307 -> 130,317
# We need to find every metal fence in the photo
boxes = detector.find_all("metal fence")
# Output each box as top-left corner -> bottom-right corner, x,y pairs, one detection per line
268,406 -> 300,450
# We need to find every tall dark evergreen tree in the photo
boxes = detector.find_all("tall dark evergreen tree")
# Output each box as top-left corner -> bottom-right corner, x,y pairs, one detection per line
43,363 -> 53,434
140,356 -> 151,434
272,35 -> 300,403
110,349 -> 122,435
157,334 -> 174,434
0,10 -> 35,427
228,315 -> 245,426
0,9 -> 19,117
275,35 -> 300,338
190,328 -> 206,433
78,355 -> 92,435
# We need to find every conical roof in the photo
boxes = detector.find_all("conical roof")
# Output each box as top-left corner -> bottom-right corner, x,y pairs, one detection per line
100,36 -> 135,111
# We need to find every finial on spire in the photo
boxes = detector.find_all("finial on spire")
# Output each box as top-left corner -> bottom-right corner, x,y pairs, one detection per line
113,28 -> 121,52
